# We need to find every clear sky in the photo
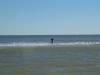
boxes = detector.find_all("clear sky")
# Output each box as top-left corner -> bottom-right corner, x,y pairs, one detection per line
0,0 -> 100,35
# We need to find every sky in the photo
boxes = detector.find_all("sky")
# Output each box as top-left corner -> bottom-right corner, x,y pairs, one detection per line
0,0 -> 100,35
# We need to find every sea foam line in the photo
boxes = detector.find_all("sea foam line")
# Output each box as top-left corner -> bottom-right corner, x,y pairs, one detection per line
0,42 -> 100,47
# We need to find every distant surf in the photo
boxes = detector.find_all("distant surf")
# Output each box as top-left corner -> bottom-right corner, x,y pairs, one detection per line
0,35 -> 100,47
0,42 -> 100,47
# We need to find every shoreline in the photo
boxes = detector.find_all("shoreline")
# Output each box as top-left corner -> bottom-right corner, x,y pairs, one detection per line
0,44 -> 100,49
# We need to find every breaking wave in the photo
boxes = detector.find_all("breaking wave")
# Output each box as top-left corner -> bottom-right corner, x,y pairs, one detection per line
0,42 -> 100,47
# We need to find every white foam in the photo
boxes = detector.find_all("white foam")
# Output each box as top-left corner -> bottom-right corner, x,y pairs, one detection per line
0,42 -> 100,47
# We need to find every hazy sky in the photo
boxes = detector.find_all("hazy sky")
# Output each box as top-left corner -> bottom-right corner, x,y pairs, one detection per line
0,0 -> 100,35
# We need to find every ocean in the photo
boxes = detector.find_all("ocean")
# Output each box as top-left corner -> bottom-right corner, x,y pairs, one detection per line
0,35 -> 100,47
0,35 -> 100,75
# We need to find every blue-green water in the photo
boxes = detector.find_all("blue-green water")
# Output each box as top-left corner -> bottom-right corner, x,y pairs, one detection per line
0,46 -> 100,75
0,35 -> 100,75
0,35 -> 100,47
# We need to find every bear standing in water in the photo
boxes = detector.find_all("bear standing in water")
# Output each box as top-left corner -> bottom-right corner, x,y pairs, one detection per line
51,38 -> 54,44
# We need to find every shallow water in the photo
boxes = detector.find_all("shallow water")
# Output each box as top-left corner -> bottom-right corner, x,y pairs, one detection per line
0,46 -> 100,75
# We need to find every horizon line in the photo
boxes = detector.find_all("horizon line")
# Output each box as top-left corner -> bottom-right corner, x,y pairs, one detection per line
0,34 -> 100,36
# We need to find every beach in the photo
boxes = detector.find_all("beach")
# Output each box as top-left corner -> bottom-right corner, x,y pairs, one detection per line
0,45 -> 100,75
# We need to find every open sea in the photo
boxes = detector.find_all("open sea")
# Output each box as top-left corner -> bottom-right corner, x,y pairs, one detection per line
0,35 -> 100,75
0,35 -> 100,47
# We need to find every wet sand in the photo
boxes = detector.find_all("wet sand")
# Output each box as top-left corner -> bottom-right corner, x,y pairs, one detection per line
0,45 -> 100,75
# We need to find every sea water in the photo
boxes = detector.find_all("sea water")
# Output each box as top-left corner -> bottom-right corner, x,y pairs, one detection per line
0,35 -> 100,47
0,35 -> 100,75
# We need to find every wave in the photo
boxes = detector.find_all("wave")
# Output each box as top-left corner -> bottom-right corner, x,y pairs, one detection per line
0,42 -> 100,47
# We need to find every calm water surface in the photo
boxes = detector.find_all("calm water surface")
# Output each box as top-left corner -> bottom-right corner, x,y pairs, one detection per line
0,46 -> 100,75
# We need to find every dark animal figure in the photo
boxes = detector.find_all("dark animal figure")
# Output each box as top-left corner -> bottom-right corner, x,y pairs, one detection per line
51,38 -> 54,44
